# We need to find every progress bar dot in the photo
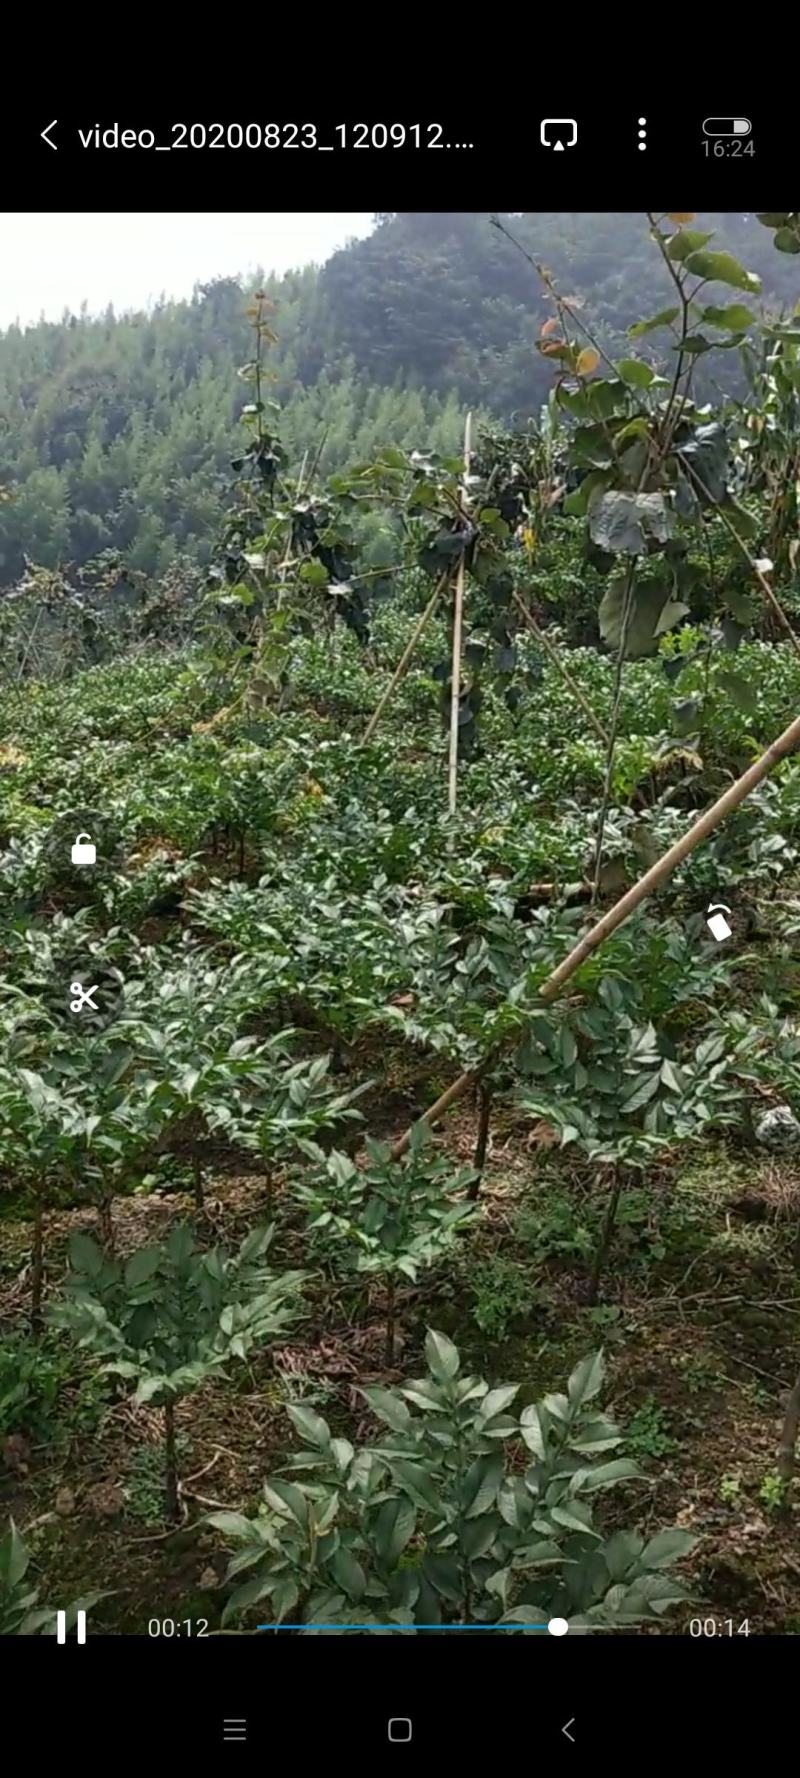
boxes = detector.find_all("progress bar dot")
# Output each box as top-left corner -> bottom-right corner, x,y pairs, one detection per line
548,1617 -> 569,1637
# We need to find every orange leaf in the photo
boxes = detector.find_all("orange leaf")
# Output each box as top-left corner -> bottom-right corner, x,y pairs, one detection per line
576,347 -> 600,376
666,212 -> 695,223
540,316 -> 560,337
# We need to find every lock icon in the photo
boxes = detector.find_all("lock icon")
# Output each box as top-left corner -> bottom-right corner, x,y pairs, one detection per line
71,832 -> 96,867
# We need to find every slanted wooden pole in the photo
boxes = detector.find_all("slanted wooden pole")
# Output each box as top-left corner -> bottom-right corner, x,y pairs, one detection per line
362,571 -> 448,744
390,704 -> 800,1157
447,412 -> 472,816
512,589 -> 611,746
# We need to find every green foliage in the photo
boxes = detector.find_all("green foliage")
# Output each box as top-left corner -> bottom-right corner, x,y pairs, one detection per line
209,1333 -> 695,1630
48,1221 -> 307,1518
0,1519 -> 104,1635
0,1327 -> 107,1443
757,1470 -> 788,1510
469,1254 -> 537,1339
48,1222 -> 306,1404
296,1122 -> 477,1356
626,1398 -> 679,1460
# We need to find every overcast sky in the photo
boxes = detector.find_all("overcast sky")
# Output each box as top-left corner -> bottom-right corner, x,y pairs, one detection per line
0,213 -> 375,330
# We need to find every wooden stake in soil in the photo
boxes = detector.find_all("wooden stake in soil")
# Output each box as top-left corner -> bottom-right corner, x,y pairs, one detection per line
390,704 -> 800,1158
447,412 -> 472,816
362,570 -> 448,744
512,589 -> 611,746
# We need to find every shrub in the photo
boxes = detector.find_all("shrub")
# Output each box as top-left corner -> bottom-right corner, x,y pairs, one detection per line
210,1331 -> 695,1631
48,1222 -> 306,1519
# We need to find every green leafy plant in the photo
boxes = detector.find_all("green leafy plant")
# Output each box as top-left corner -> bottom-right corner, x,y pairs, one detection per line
469,1253 -> 537,1339
48,1222 -> 307,1519
209,1332 -> 695,1631
758,1469 -> 788,1511
0,1327 -> 106,1443
296,1121 -> 477,1359
626,1397 -> 679,1460
0,1518 -> 104,1635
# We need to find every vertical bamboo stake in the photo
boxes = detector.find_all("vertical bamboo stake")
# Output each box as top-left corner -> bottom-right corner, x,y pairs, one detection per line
447,411 -> 472,816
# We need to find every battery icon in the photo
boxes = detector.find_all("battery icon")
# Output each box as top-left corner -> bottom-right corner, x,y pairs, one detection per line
703,117 -> 751,136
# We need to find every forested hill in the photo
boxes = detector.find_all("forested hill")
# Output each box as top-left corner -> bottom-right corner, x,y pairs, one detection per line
1,211 -> 795,584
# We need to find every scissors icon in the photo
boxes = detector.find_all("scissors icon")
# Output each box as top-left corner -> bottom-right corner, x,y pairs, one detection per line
70,981 -> 99,1014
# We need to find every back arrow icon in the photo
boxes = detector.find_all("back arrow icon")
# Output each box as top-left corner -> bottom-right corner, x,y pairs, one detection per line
562,1718 -> 576,1743
41,120 -> 58,151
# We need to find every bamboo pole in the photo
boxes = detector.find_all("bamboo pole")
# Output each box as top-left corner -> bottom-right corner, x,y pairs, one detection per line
447,412 -> 472,815
362,570 -> 448,744
681,460 -> 800,661
511,589 -> 611,746
390,704 -> 800,1157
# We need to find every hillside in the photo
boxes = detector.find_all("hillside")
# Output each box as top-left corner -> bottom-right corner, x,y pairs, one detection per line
1,212 -> 796,584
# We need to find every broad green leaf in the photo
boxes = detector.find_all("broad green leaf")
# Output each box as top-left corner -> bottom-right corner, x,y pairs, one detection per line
659,1059 -> 684,1095
569,1458 -> 641,1492
615,358 -> 655,388
165,1223 -> 194,1265
479,1385 -> 520,1422
590,491 -> 673,557
124,1246 -> 162,1288
330,1546 -> 366,1602
262,1479 -> 309,1526
390,1459 -> 444,1514
684,249 -> 760,293
286,1404 -> 331,1449
298,559 -> 329,586
514,1540 -> 563,1568
464,1452 -> 505,1518
360,1385 -> 411,1432
628,306 -> 679,337
550,1504 -> 602,1537
641,1529 -> 697,1568
567,1351 -> 605,1409
519,1404 -> 546,1457
206,1512 -> 257,1540
621,1072 -> 661,1113
654,598 -> 690,638
373,1497 -> 416,1564
271,1578 -> 300,1623
68,1231 -> 105,1278
700,303 -> 755,330
599,578 -> 682,659
424,1329 -> 460,1382
1,1519 -> 29,1588
666,229 -> 713,262
560,1025 -> 578,1066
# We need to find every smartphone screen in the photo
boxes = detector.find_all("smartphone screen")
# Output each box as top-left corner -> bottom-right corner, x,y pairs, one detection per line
1,107 -> 798,1758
